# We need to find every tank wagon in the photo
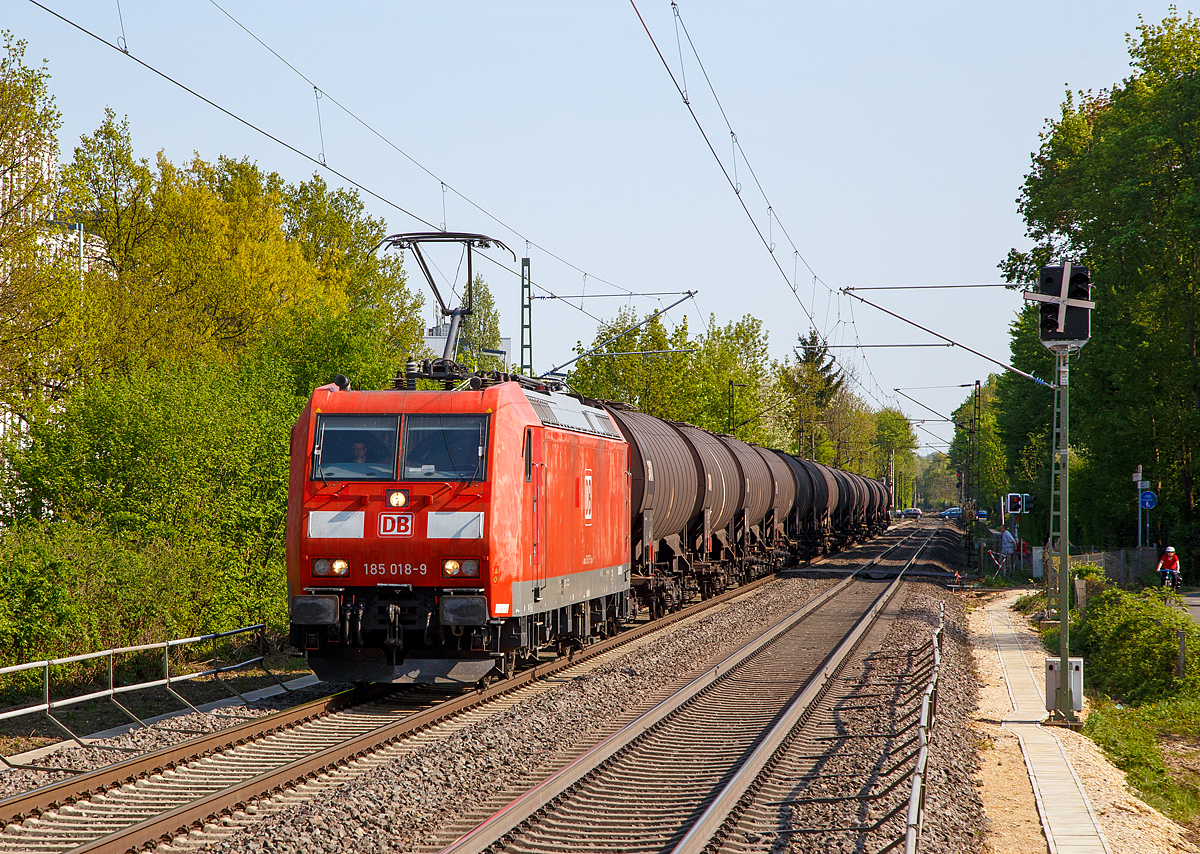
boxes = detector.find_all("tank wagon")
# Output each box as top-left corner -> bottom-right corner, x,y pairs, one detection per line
286,369 -> 890,685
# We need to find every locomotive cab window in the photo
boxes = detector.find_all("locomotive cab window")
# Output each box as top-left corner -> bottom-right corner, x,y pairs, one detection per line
311,415 -> 399,480
402,414 -> 490,481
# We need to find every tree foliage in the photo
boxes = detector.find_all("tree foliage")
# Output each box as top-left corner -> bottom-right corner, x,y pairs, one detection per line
0,32 -> 72,415
950,377 -> 1009,518
457,274 -> 505,370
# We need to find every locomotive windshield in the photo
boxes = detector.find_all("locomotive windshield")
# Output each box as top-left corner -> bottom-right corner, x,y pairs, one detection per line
311,415 -> 399,480
401,414 -> 489,481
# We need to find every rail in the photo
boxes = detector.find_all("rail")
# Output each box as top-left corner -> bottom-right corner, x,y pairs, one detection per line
0,623 -> 286,770
441,525 -> 941,854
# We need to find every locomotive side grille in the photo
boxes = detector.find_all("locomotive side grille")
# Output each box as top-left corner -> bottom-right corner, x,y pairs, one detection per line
526,392 -> 622,439
529,399 -> 556,426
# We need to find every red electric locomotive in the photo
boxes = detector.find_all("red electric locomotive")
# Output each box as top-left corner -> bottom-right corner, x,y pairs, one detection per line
286,374 -> 631,684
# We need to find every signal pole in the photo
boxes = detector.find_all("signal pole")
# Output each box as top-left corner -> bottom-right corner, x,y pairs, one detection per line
1054,344 -> 1073,723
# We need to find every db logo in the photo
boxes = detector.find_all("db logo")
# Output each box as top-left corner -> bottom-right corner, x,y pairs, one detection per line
379,513 -> 414,537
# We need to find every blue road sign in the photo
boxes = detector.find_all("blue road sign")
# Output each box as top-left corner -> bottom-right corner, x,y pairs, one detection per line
1140,490 -> 1157,510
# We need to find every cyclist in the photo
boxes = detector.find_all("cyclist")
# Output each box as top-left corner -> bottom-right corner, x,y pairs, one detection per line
1157,546 -> 1182,591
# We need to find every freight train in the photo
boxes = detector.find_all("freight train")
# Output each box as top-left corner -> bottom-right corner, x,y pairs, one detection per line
285,367 -> 891,685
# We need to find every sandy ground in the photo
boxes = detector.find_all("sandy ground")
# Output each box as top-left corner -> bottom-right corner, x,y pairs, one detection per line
967,589 -> 1199,854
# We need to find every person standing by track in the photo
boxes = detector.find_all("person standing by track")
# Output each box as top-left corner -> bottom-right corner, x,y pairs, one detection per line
1000,525 -> 1015,575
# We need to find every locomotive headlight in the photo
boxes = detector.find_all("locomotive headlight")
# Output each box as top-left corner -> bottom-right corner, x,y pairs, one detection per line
442,559 -> 461,577
461,560 -> 480,577
313,558 -> 332,576
331,559 -> 350,576
385,489 -> 409,508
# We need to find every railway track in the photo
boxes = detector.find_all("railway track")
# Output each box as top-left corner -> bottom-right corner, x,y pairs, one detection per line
0,525 -> 929,854
428,524 -> 941,854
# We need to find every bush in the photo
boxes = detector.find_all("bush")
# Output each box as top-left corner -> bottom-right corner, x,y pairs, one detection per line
0,359 -> 299,678
0,518 -> 286,673
1074,562 -> 1107,583
1073,588 -> 1198,703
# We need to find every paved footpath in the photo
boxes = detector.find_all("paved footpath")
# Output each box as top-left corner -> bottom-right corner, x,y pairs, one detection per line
1184,590 -> 1200,624
986,599 -> 1111,854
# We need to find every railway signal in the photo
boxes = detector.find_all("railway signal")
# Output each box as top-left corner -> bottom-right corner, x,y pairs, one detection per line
1024,262 -> 1094,345
1021,493 -> 1035,514
1022,260 -> 1095,729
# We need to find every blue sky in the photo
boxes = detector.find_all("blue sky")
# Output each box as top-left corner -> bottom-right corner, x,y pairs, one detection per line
9,1 -> 1177,450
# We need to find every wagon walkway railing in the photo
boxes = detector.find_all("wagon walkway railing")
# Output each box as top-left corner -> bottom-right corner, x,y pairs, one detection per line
0,623 -> 287,772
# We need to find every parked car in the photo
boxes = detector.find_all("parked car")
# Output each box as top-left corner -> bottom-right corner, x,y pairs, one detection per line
939,507 -> 962,519
900,507 -> 922,518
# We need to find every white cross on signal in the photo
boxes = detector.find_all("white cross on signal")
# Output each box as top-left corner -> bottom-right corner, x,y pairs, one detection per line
1022,260 -> 1096,331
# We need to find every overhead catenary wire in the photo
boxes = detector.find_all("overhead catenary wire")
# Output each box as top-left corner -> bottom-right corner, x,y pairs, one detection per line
669,1 -> 897,410
27,0 -> 439,231
28,0 -> 639,332
636,1 -> 897,412
629,0 -> 817,331
539,292 -> 695,378
533,291 -> 694,299
893,389 -> 954,423
205,0 -> 640,299
846,283 -> 1030,290
843,289 -> 1053,388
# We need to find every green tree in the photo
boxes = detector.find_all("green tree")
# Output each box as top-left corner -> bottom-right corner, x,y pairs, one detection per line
777,329 -> 843,458
875,407 -> 917,505
59,114 -> 327,377
1000,11 -> 1200,553
950,376 -> 1008,516
567,306 -> 693,420
916,452 -> 957,509
457,274 -> 504,370
0,32 -> 75,418
283,172 -> 424,364
684,314 -> 776,442
822,385 -> 876,473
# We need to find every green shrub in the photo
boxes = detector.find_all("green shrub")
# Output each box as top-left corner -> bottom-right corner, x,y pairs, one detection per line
1013,591 -> 1046,614
1073,588 -> 1198,703
0,359 -> 299,681
0,518 -> 285,674
1074,562 -> 1107,583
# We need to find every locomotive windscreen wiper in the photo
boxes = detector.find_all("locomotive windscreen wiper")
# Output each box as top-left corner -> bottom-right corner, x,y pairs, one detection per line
314,420 -> 328,485
465,422 -> 483,486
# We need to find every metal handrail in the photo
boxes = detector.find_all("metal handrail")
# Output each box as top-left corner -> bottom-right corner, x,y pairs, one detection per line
0,623 -> 287,772
878,602 -> 945,854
